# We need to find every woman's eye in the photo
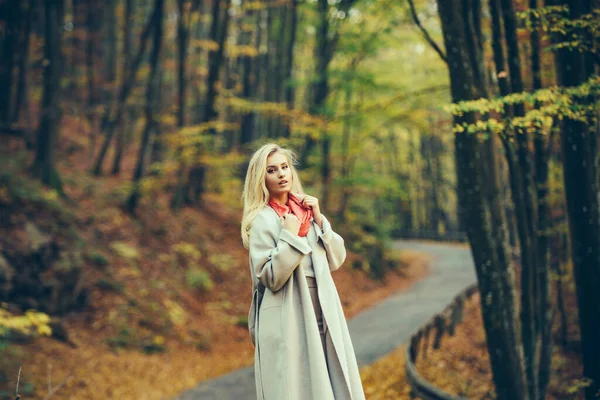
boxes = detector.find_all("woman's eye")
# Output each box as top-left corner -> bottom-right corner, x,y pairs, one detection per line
283,165 -> 288,170
267,169 -> 274,173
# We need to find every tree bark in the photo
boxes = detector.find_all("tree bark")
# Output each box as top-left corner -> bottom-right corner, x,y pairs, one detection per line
31,0 -> 65,192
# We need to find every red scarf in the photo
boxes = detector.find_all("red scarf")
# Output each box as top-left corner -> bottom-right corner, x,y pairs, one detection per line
268,193 -> 314,237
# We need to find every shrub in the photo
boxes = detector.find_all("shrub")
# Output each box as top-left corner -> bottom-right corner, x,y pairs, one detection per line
186,268 -> 214,292
94,279 -> 125,293
110,241 -> 140,260
86,251 -> 110,268
208,253 -> 236,272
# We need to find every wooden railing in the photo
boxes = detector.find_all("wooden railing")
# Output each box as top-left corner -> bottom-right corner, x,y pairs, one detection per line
405,284 -> 479,400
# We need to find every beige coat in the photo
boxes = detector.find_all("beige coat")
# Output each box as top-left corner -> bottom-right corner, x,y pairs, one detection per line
248,206 -> 365,400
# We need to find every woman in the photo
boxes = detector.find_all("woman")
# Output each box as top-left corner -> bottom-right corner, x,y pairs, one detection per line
241,143 -> 365,400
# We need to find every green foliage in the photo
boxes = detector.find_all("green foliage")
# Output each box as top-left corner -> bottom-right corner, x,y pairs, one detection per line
564,377 -> 593,395
0,306 -> 53,342
447,75 -> 600,135
518,6 -> 600,56
185,268 -> 214,292
110,241 -> 141,260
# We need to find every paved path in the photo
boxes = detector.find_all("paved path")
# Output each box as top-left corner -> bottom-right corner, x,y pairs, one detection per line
174,241 -> 476,400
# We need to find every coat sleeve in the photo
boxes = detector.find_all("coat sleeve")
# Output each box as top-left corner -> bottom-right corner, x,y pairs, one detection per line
317,214 -> 347,272
249,211 -> 312,292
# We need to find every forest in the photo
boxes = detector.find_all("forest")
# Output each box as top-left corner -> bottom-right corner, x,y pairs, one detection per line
0,0 -> 598,399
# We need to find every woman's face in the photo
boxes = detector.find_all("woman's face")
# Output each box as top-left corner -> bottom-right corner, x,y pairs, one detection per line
265,151 -> 292,198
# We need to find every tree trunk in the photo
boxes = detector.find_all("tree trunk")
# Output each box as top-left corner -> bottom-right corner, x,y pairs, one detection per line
239,5 -> 260,148
0,0 -> 19,127
184,0 -> 232,203
263,0 -> 275,138
499,1 -> 540,397
554,2 -> 600,398
85,0 -> 100,166
338,85 -> 353,222
551,226 -> 569,348
176,0 -> 189,130
126,0 -> 164,214
302,0 -> 330,167
529,1 -> 553,397
13,0 -> 32,125
436,1 -> 528,399
311,0 -> 332,206
203,0 -> 232,127
149,65 -> 164,166
104,0 -> 117,83
281,0 -> 298,138
111,0 -> 135,175
31,0 -> 65,192
170,0 -> 193,210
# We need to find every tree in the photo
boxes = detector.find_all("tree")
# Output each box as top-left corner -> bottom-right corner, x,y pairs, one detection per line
12,0 -> 32,126
91,1 -> 156,175
305,0 -> 360,211
126,0 -> 165,214
490,0 -> 541,397
0,0 -> 20,128
175,0 -> 232,206
31,0 -> 65,192
435,1 -> 528,399
552,1 -> 600,398
111,0 -> 136,175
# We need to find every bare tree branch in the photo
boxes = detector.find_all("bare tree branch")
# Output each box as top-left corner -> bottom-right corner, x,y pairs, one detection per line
42,363 -> 72,400
15,366 -> 21,400
407,0 -> 447,64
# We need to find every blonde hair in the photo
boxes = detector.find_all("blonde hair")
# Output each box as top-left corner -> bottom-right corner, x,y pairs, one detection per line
241,143 -> 304,249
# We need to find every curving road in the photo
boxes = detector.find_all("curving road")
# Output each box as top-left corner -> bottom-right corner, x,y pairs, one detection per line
174,241 -> 476,400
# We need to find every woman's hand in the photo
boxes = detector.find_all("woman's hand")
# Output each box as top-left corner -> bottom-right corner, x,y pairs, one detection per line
302,195 -> 322,229
281,213 -> 301,236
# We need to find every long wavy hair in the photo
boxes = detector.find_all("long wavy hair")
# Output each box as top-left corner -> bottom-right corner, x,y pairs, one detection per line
241,143 -> 304,249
